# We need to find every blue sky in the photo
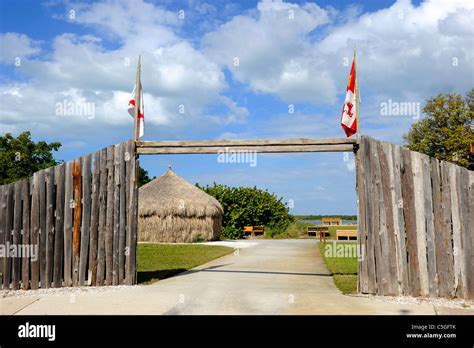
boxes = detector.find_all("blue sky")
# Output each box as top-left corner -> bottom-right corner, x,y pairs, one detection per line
1,0 -> 473,214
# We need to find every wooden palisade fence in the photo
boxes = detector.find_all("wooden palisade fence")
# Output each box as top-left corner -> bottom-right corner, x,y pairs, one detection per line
0,139 -> 138,290
357,136 -> 473,300
1,133 -> 472,300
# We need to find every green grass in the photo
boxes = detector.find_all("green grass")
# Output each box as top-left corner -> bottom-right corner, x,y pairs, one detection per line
318,242 -> 358,294
137,244 -> 234,284
266,221 -> 309,239
333,275 -> 358,294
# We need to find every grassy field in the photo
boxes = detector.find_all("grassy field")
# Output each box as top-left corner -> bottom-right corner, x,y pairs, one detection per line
318,241 -> 358,294
265,221 -> 310,239
137,244 -> 234,284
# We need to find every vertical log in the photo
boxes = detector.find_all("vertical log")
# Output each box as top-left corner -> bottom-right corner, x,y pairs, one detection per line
89,151 -> 100,286
458,168 -> 471,299
440,161 -> 455,297
119,143 -> 127,284
361,136 -> 376,294
53,164 -> 65,287
431,158 -> 444,297
30,174 -> 40,290
411,151 -> 429,297
0,185 -> 5,288
38,170 -> 46,289
79,155 -> 91,286
113,144 -> 121,285
468,171 -> 474,299
400,148 -> 420,297
3,184 -> 14,289
390,144 -> 409,295
355,138 -> 368,293
63,161 -> 73,287
12,181 -> 22,290
449,164 -> 464,298
421,155 -> 437,297
72,159 -> 82,286
21,180 -> 30,289
126,139 -> 138,285
45,167 -> 55,288
105,145 -> 115,285
371,139 -> 387,295
125,141 -> 131,281
96,148 -> 108,286
378,141 -> 398,295
132,142 -> 139,284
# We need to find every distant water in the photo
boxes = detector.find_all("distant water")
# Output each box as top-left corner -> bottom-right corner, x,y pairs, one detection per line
297,219 -> 357,225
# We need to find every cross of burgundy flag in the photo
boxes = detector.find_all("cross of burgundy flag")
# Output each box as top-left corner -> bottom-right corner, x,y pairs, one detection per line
340,57 -> 358,137
127,82 -> 144,138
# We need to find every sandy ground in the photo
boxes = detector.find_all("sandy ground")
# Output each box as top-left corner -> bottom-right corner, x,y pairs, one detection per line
1,239 -> 472,315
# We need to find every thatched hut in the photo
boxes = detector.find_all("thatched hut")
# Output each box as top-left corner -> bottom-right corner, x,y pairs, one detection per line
138,167 -> 223,243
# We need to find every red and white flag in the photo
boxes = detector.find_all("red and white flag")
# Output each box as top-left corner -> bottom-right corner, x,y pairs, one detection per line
127,82 -> 144,138
340,58 -> 358,137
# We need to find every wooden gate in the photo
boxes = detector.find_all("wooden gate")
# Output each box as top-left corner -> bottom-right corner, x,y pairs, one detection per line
0,139 -> 138,290
2,134 -> 472,299
356,136 -> 473,300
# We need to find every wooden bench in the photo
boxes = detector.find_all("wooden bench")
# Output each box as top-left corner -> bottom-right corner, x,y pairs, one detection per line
243,226 -> 265,238
336,230 -> 357,240
321,217 -> 342,226
307,226 -> 330,241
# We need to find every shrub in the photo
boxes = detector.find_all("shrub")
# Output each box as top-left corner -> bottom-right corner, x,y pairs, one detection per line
221,225 -> 244,240
196,183 -> 293,238
266,221 -> 306,239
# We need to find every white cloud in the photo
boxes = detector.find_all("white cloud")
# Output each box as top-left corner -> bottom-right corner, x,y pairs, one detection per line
203,0 -> 473,111
202,0 -> 333,103
0,0 -> 248,141
438,8 -> 474,36
0,33 -> 41,64
317,0 -> 474,96
1,0 -> 473,146
68,0 -> 180,45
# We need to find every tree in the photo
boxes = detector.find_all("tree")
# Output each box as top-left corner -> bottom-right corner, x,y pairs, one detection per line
139,167 -> 155,187
197,183 -> 294,239
0,132 -> 61,185
404,89 -> 474,168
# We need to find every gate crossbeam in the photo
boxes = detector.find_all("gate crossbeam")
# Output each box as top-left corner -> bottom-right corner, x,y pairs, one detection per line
137,138 -> 358,155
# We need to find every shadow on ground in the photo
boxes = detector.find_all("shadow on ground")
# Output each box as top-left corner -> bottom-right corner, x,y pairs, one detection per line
138,263 -> 333,285
137,269 -> 187,284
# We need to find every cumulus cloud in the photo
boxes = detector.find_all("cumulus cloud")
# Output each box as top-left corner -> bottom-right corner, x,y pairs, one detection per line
1,0 -> 473,146
203,0 -> 473,113
0,0 -> 247,140
203,0 -> 334,103
0,33 -> 42,64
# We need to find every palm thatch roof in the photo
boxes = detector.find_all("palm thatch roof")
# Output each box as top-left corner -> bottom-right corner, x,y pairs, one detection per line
138,167 -> 223,219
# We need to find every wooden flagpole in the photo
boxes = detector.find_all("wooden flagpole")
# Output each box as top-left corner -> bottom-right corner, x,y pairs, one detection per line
354,47 -> 360,135
130,56 -> 141,284
133,55 -> 141,142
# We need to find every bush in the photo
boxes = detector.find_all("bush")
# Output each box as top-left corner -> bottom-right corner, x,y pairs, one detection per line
196,183 -> 293,238
266,221 -> 307,239
221,225 -> 244,240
